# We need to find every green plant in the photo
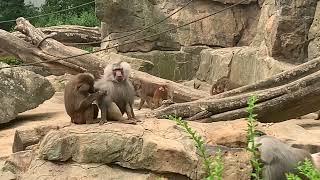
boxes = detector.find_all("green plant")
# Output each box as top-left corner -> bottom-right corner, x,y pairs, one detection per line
168,115 -> 224,180
286,159 -> 320,180
0,56 -> 23,65
81,46 -> 94,52
246,95 -> 263,180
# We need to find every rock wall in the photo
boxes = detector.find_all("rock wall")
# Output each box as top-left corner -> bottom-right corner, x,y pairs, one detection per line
96,0 -> 319,84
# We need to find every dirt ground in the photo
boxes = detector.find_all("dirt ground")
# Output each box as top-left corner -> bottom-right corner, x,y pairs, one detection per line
0,92 -> 150,160
0,92 -> 319,162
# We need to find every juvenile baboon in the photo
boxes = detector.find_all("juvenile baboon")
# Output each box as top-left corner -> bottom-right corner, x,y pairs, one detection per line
94,61 -> 138,124
255,135 -> 314,180
64,73 -> 104,124
210,77 -> 240,95
133,79 -> 173,110
153,85 -> 170,109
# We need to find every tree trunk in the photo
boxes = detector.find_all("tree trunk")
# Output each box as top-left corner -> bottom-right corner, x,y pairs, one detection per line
11,25 -> 101,47
0,17 -> 208,102
149,57 -> 320,123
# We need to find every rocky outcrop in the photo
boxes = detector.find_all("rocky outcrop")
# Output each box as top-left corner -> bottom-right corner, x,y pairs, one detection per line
252,0 -> 317,63
96,0 -> 260,52
123,46 -> 209,81
1,118 -> 319,179
308,1 -> 320,59
0,63 -> 55,124
196,47 -> 294,85
35,119 -> 252,180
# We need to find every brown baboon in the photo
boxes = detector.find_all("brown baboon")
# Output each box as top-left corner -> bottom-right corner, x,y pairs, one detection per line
94,61 -> 138,125
64,73 -> 104,124
152,85 -> 170,109
255,135 -> 314,180
210,77 -> 240,95
133,79 -> 173,110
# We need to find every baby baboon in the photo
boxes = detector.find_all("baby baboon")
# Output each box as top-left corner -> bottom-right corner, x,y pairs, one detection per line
210,77 -> 240,95
64,73 -> 104,124
153,85 -> 170,109
133,79 -> 173,110
255,135 -> 314,180
95,61 -> 138,124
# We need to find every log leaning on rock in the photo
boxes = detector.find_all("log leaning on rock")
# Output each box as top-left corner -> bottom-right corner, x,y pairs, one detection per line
12,124 -> 68,153
149,56 -> 320,123
0,17 -> 209,103
2,17 -> 320,123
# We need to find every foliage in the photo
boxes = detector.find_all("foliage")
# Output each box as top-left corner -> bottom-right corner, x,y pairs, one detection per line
81,46 -> 94,53
286,159 -> 320,180
246,95 -> 263,180
0,56 -> 23,65
34,7 -> 99,27
0,0 -> 39,31
0,0 -> 99,31
168,115 -> 224,180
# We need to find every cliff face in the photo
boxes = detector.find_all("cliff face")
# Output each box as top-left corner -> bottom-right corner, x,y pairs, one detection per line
96,0 -> 318,85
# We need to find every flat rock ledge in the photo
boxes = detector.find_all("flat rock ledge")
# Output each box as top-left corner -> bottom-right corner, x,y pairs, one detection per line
34,119 -> 252,180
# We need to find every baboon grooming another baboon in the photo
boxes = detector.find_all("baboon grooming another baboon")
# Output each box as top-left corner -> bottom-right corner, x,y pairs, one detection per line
64,73 -> 104,124
255,135 -> 314,180
94,61 -> 138,125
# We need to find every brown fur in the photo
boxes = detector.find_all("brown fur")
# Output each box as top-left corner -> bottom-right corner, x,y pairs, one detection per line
133,79 -> 173,110
210,77 -> 240,95
94,61 -> 138,125
64,73 -> 102,124
255,136 -> 313,180
152,85 -> 170,109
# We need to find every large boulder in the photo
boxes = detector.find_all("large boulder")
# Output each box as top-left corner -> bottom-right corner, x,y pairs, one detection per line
195,47 -> 293,85
123,46 -> 209,81
37,119 -> 252,180
96,0 -> 260,52
308,1 -> 320,59
251,0 -> 317,63
0,63 -> 55,124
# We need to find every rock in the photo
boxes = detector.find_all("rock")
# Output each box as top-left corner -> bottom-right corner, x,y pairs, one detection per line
37,119 -> 252,180
2,150 -> 35,174
21,66 -> 52,77
12,123 -> 69,153
0,171 -> 16,180
180,79 -> 212,93
252,0 -> 317,63
308,1 -> 320,59
46,74 -> 72,92
96,52 -> 154,73
0,63 -> 55,124
96,0 -> 260,52
300,112 -> 319,119
196,47 -> 293,85
123,46 -> 209,81
21,159 -> 189,180
264,119 -> 320,153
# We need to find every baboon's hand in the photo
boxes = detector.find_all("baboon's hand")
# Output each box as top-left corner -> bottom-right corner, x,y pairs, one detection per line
95,90 -> 107,97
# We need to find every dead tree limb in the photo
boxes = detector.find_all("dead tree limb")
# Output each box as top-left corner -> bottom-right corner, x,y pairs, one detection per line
0,18 -> 208,102
149,57 -> 320,123
11,25 -> 101,46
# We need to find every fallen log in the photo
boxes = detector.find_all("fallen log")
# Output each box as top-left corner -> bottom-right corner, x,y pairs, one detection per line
149,57 -> 320,122
12,124 -> 69,153
11,25 -> 101,47
0,17 -> 208,102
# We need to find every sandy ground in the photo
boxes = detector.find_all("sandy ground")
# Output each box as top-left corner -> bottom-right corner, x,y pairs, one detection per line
0,92 -> 150,159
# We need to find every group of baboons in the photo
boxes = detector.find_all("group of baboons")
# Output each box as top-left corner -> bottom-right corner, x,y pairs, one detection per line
64,61 -> 173,125
63,61 -> 319,180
